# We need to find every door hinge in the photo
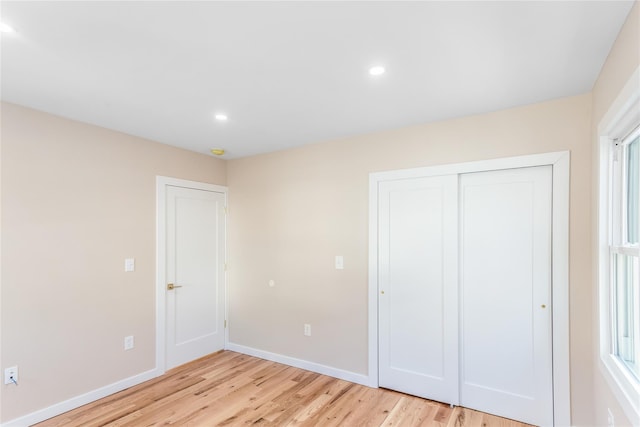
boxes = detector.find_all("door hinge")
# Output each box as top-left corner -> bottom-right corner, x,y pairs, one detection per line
224,206 -> 228,214
224,262 -> 228,271
224,320 -> 227,328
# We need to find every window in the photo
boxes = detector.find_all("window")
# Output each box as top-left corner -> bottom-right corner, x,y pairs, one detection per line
611,130 -> 640,381
598,67 -> 640,422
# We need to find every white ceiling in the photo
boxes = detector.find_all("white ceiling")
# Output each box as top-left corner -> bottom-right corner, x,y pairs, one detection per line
0,1 -> 635,159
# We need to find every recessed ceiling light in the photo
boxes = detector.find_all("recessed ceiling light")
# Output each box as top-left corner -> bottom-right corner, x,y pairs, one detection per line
0,22 -> 16,33
214,113 -> 228,122
210,149 -> 225,156
369,66 -> 385,76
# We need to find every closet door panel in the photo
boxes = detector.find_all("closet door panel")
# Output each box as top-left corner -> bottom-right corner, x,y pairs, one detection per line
459,166 -> 553,427
378,175 -> 458,405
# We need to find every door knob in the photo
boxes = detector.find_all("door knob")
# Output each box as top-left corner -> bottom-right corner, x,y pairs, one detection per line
167,283 -> 183,290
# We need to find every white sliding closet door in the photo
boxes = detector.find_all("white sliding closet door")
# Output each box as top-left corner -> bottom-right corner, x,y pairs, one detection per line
459,166 -> 553,426
377,165 -> 554,426
378,175 -> 459,405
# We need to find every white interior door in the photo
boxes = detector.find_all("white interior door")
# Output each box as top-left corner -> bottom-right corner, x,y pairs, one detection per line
378,175 -> 459,405
165,185 -> 226,369
459,166 -> 553,426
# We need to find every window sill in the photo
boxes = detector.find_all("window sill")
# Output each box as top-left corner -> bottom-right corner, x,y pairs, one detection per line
599,353 -> 640,424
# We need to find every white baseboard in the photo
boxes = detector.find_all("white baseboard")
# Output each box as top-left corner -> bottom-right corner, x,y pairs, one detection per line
226,342 -> 374,388
1,367 -> 162,427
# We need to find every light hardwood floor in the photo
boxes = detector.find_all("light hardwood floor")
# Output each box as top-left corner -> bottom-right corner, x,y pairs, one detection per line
35,351 -> 534,427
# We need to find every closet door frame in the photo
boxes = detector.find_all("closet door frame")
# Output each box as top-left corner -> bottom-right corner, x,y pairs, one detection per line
368,151 -> 570,426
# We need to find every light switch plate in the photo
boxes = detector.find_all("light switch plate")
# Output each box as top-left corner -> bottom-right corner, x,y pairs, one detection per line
335,256 -> 344,270
124,258 -> 135,272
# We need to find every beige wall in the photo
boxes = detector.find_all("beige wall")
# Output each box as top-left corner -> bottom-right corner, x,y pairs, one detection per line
0,102 -> 226,422
591,3 -> 640,427
227,93 -> 595,424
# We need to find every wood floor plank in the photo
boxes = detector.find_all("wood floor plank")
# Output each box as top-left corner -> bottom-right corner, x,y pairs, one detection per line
261,375 -> 347,426
112,358 -> 272,426
302,381 -> 364,426
382,396 -> 439,427
257,377 -> 331,424
174,364 -> 302,426
34,351 -> 536,427
205,369 -> 303,425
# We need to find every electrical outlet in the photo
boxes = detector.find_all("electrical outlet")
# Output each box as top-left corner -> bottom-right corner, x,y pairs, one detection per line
607,408 -> 615,427
4,366 -> 18,385
124,335 -> 134,350
304,324 -> 311,336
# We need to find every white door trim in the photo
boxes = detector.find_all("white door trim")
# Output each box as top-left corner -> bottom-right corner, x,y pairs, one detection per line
156,176 -> 228,374
368,151 -> 570,426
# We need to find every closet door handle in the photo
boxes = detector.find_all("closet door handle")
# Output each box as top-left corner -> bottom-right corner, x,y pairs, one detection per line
167,283 -> 183,290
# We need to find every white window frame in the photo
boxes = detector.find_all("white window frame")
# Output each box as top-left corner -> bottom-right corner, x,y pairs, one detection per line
598,65 -> 640,424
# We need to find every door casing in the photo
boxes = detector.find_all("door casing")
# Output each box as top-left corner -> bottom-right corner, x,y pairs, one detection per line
368,151 -> 570,426
156,176 -> 228,373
